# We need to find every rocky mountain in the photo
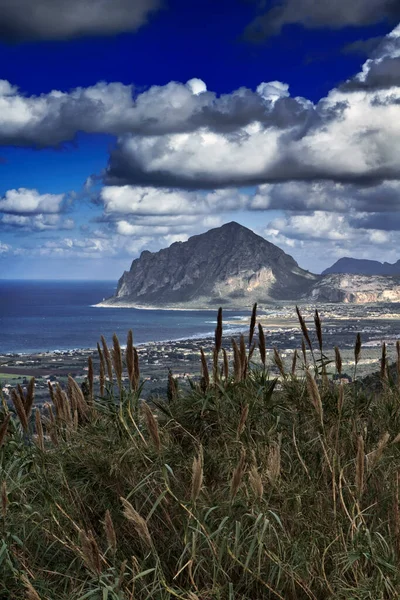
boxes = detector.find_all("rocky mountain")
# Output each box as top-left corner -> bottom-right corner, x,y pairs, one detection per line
323,257 -> 400,276
101,222 -> 318,309
306,273 -> 400,303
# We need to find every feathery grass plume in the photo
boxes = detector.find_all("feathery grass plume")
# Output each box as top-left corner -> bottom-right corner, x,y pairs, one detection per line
24,377 -> 35,419
87,356 -> 94,404
47,381 -> 55,405
355,435 -> 365,499
367,432 -> 390,470
230,448 -> 246,500
0,414 -> 11,448
305,370 -> 324,427
267,439 -> 281,484
200,348 -> 210,391
296,306 -> 313,354
314,309 -> 323,355
99,355 -> 105,397
222,348 -> 229,381
17,383 -> 25,401
258,322 -> 266,367
334,347 -> 342,377
249,464 -> 264,500
104,509 -> 117,554
291,349 -> 298,377
133,347 -> 140,386
232,338 -> 242,383
126,329 -> 134,382
213,348 -> 220,384
381,342 -> 388,382
1,480 -> 7,519
239,334 -> 247,379
35,408 -> 44,452
215,307 -> 223,354
249,302 -> 257,347
79,529 -> 102,575
273,348 -> 286,379
237,404 -> 249,438
53,384 -> 65,421
354,333 -> 362,366
21,577 -> 42,600
101,335 -> 113,382
68,375 -> 89,421
112,333 -> 123,386
11,388 -> 28,433
167,370 -> 178,402
62,390 -> 73,427
121,497 -> 152,547
141,401 -> 161,453
191,447 -> 203,504
97,341 -> 106,377
44,403 -> 58,446
248,342 -> 256,363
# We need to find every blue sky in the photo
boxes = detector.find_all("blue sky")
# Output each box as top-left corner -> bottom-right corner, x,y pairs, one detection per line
1,0 -> 400,279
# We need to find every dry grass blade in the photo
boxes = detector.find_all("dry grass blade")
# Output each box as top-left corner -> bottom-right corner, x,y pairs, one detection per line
126,330 -> 134,382
35,408 -> 44,452
267,438 -> 281,484
237,404 -> 249,438
222,348 -> 229,381
104,509 -> 117,554
21,577 -> 42,600
354,333 -> 362,366
11,388 -> 28,433
24,377 -> 35,419
101,335 -> 113,382
314,310 -> 323,353
191,447 -> 203,503
200,348 -> 210,391
141,401 -> 161,453
215,307 -> 223,354
355,435 -> 365,499
1,480 -> 7,519
273,348 -> 286,379
232,339 -> 242,383
258,323 -> 266,367
380,342 -> 388,381
121,497 -> 152,547
249,302 -> 257,347
296,306 -> 312,353
305,370 -> 324,427
0,414 -> 11,448
79,529 -> 102,575
87,356 -> 94,404
334,347 -> 342,377
230,448 -> 246,500
249,464 -> 264,500
112,333 -> 123,385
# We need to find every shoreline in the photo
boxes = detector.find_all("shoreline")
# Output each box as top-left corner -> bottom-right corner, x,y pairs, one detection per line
94,301 -> 241,311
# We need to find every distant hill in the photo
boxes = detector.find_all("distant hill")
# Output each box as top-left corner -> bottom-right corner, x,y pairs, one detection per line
100,221 -> 318,309
322,257 -> 400,276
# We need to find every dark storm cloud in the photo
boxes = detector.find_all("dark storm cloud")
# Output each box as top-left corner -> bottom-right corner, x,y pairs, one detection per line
341,56 -> 400,90
0,0 -> 161,42
244,0 -> 400,41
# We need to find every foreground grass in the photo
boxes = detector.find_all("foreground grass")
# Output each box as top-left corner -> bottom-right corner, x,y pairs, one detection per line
1,306 -> 400,599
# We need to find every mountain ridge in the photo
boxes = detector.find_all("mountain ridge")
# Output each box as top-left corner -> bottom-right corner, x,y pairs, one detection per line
323,257 -> 400,276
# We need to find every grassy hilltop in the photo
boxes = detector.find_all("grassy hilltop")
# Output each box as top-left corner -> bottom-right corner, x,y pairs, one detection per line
1,306 -> 400,599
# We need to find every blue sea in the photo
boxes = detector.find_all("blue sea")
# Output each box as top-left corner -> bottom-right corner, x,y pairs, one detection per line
0,280 -> 247,354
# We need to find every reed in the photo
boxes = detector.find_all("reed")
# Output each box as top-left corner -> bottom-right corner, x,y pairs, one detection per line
101,335 -> 113,382
230,448 -> 246,500
258,322 -> 266,367
200,348 -> 210,390
249,302 -> 257,347
141,401 -> 161,453
191,448 -> 203,504
104,509 -> 117,554
121,498 -> 152,547
0,414 -> 10,448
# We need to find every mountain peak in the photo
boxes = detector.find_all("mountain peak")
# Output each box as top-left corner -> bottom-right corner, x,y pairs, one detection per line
104,221 -> 318,309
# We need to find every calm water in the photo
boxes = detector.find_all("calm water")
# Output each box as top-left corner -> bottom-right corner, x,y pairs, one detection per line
0,280 -> 246,354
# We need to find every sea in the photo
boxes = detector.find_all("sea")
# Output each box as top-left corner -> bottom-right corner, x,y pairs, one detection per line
0,280 -> 248,354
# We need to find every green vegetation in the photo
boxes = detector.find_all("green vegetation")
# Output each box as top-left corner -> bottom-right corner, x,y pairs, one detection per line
1,306 -> 400,599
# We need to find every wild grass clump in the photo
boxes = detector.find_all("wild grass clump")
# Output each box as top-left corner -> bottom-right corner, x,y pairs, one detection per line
2,307 -> 400,599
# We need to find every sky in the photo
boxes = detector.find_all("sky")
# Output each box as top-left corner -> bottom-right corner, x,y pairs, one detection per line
1,0 -> 400,279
